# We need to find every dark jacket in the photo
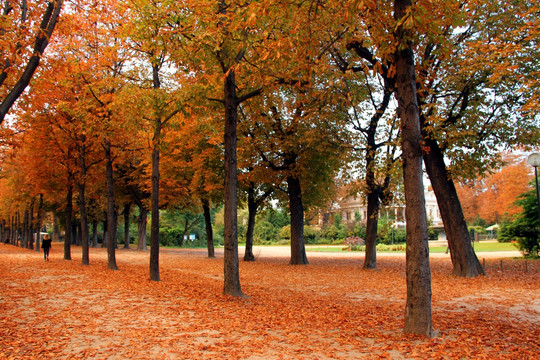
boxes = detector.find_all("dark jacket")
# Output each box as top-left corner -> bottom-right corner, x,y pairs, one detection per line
41,238 -> 52,249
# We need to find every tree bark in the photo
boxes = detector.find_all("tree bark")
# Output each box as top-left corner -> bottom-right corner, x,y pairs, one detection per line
91,219 -> 98,248
64,185 -> 72,260
35,194 -> 43,252
223,68 -> 243,296
422,139 -> 485,277
123,203 -> 131,249
28,202 -> 34,250
102,217 -> 108,248
137,206 -> 148,251
364,190 -> 379,269
288,176 -> 308,265
202,198 -> 215,258
78,138 -> 89,265
394,0 -> 434,337
149,123 -> 161,281
244,186 -> 257,262
53,211 -> 60,242
77,181 -> 89,265
105,140 -> 118,270
23,208 -> 29,249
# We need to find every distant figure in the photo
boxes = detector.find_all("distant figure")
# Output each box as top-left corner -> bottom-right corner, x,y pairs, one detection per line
41,234 -> 52,261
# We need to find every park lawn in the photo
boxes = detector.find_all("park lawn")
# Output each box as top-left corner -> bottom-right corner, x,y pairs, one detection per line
307,241 -> 518,253
429,241 -> 517,253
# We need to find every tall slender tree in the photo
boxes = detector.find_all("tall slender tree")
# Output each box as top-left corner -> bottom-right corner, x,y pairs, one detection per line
393,0 -> 433,336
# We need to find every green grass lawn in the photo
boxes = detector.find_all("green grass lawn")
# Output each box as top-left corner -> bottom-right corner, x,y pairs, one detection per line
306,241 -> 518,253
429,241 -> 517,253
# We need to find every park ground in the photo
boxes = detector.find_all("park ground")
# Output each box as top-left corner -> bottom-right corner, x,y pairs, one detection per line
0,243 -> 538,359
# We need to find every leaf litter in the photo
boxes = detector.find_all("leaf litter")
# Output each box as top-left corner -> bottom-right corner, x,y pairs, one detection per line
0,244 -> 538,359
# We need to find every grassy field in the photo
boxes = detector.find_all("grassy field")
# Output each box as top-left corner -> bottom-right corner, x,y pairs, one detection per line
306,241 -> 518,253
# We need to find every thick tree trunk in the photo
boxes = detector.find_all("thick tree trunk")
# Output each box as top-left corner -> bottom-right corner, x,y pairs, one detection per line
394,0 -> 434,337
105,140 -> 118,270
244,187 -> 257,262
364,191 -> 379,269
149,128 -> 161,281
422,140 -> 485,277
288,176 -> 308,265
137,206 -> 148,251
64,186 -> 72,260
223,68 -> 243,296
202,199 -> 215,258
123,203 -> 131,249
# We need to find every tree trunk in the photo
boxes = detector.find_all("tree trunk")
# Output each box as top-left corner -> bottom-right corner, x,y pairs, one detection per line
105,140 -> 118,270
123,203 -> 131,249
422,140 -> 485,277
53,211 -> 60,242
35,194 -> 43,253
23,209 -> 29,249
223,68 -> 243,296
91,219 -> 98,248
74,222 -> 79,246
149,125 -> 161,281
244,188 -> 257,262
137,206 -> 148,251
288,176 -> 308,265
202,199 -> 215,258
394,0 -> 434,337
364,190 -> 379,269
64,186 -> 72,260
102,217 -> 108,248
78,139 -> 89,265
78,182 -> 89,265
29,200 -> 35,250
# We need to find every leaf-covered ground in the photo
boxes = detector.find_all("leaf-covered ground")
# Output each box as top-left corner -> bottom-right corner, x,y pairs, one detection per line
1,244 -> 538,359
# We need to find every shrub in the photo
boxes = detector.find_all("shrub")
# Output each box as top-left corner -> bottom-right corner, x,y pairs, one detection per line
304,226 -> 319,244
279,225 -> 291,240
498,189 -> 539,258
253,219 -> 280,244
343,236 -> 364,251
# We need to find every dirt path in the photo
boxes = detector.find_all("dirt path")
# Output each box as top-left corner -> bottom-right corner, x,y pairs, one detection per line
1,244 -> 538,359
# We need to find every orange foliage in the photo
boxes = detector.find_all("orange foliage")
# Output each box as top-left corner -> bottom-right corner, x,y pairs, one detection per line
1,243 -> 538,359
457,155 -> 534,223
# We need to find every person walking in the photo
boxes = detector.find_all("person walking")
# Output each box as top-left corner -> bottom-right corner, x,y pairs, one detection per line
41,234 -> 52,261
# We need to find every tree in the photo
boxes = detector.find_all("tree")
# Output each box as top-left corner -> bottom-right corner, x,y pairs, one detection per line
456,155 -> 534,223
331,8 -> 401,270
393,0 -> 433,337
240,83 -> 349,265
414,0 -> 539,277
499,188 -> 539,257
0,0 -> 63,123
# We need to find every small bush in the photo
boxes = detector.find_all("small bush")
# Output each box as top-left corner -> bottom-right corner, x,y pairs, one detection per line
344,236 -> 364,251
